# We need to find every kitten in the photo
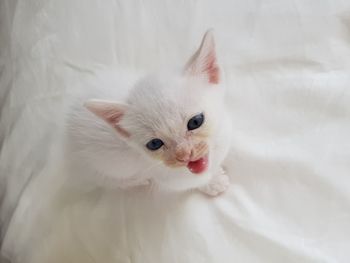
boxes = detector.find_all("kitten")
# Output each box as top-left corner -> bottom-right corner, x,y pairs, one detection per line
65,30 -> 232,196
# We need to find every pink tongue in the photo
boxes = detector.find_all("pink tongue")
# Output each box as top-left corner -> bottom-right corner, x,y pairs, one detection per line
187,156 -> 209,174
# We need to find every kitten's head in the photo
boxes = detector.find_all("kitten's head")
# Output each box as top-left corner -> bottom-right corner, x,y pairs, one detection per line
85,30 -> 228,183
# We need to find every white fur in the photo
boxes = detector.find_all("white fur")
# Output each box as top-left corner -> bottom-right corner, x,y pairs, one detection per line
64,32 -> 232,193
65,70 -> 232,193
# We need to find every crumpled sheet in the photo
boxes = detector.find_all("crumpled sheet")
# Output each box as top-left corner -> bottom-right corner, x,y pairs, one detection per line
1,0 -> 350,262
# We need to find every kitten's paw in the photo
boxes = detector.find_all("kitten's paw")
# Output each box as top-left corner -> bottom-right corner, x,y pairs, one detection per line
199,169 -> 230,197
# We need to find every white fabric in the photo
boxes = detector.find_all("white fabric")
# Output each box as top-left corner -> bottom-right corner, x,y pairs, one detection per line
1,0 -> 350,262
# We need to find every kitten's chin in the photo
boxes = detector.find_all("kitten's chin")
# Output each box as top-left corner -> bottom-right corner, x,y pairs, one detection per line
152,153 -> 212,192
153,167 -> 213,192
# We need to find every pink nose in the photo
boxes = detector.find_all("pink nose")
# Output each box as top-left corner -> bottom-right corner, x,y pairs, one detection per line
175,145 -> 192,162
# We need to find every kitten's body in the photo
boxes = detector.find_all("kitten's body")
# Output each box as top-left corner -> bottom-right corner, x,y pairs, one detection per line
65,31 -> 232,195
1,30 -> 233,263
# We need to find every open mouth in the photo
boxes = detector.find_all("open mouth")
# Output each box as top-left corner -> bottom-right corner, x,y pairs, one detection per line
187,155 -> 209,174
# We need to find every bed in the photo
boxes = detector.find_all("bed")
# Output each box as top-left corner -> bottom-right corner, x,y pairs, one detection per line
1,0 -> 350,262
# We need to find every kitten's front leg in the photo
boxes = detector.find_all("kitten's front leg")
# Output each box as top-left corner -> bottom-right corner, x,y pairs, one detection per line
199,167 -> 230,196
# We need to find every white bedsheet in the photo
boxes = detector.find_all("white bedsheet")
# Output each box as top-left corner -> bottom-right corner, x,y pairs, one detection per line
1,0 -> 350,262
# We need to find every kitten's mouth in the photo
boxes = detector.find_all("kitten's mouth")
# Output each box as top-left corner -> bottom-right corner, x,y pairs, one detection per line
187,155 -> 209,174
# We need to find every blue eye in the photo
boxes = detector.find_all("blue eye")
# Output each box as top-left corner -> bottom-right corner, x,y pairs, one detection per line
146,138 -> 164,151
187,113 -> 204,131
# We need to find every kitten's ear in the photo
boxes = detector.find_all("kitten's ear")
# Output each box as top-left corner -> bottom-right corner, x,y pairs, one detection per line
184,29 -> 220,84
84,99 -> 130,138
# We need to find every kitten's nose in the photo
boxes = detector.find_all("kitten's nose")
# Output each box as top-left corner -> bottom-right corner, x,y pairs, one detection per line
175,144 -> 192,163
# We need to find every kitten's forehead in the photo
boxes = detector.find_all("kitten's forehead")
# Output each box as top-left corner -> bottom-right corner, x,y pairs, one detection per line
126,74 -> 202,135
128,74 -> 205,110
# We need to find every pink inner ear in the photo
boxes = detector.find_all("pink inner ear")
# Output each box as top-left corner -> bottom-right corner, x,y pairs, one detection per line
104,109 -> 123,125
205,52 -> 219,84
185,30 -> 220,84
104,111 -> 130,138
84,101 -> 130,138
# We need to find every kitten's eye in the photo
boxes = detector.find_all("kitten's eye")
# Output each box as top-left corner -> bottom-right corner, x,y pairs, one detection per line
146,138 -> 164,151
187,113 -> 205,131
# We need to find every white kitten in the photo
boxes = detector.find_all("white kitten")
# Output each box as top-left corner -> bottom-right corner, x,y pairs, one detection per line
65,30 -> 232,196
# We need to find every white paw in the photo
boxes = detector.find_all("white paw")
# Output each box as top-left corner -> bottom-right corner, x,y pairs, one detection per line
199,169 -> 230,197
